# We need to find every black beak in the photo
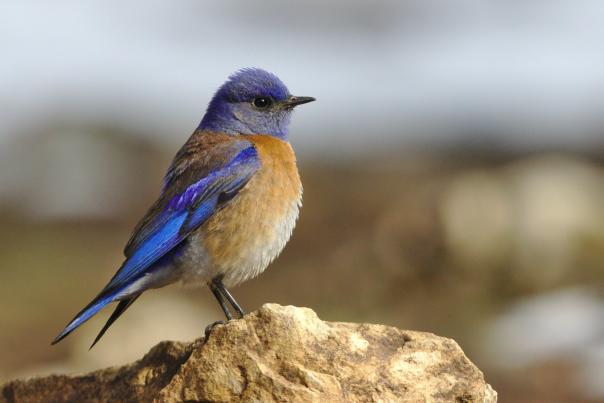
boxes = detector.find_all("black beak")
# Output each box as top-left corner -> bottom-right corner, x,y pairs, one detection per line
283,95 -> 316,109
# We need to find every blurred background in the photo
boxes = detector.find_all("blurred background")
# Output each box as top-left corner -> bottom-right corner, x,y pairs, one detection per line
2,1 -> 604,401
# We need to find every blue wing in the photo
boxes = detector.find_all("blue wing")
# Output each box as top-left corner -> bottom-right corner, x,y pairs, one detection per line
52,139 -> 260,344
103,144 -> 259,294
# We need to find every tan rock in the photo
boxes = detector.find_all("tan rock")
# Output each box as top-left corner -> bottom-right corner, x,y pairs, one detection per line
1,304 -> 496,402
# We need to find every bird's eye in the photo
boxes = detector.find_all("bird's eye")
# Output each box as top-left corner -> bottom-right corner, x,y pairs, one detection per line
253,97 -> 272,109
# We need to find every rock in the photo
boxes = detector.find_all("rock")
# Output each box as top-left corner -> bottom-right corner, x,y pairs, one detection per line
1,304 -> 496,402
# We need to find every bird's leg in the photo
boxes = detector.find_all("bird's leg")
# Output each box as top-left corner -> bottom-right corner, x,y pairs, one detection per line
209,281 -> 233,320
213,277 -> 246,318
204,281 -> 232,341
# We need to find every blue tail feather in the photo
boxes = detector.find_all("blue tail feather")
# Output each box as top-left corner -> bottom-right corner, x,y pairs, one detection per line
51,292 -> 117,345
89,295 -> 140,349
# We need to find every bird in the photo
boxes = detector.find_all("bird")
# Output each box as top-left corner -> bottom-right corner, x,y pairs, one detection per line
52,68 -> 314,348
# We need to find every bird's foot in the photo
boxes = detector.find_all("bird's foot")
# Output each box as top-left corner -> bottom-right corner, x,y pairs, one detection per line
204,320 -> 226,341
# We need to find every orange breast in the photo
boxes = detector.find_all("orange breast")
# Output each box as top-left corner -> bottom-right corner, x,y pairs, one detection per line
199,135 -> 302,285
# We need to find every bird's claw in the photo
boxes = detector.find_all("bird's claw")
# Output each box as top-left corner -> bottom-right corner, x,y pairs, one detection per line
204,320 -> 226,341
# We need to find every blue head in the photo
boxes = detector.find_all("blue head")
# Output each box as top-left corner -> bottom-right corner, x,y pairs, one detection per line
199,68 -> 315,139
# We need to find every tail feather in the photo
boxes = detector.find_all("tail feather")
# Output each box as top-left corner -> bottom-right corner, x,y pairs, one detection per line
89,295 -> 140,349
51,293 -> 115,345
52,269 -> 153,346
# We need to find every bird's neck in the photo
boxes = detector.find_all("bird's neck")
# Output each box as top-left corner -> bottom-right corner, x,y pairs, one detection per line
198,116 -> 289,140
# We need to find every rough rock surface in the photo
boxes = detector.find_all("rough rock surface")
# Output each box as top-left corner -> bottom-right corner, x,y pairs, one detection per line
1,304 -> 496,402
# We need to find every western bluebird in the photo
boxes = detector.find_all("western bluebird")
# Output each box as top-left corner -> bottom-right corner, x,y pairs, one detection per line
52,68 -> 314,347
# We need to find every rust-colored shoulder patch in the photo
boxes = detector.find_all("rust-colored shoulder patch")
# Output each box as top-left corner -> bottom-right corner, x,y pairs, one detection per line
244,135 -> 297,165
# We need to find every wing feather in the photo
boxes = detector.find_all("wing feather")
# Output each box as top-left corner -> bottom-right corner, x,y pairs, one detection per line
53,132 -> 261,344
103,137 -> 260,295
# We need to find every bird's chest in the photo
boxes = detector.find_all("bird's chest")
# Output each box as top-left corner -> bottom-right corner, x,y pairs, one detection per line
196,136 -> 302,285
